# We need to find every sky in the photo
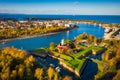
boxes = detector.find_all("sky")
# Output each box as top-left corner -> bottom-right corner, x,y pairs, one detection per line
0,0 -> 120,15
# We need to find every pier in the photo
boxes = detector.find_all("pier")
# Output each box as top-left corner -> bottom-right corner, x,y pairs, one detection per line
104,28 -> 120,40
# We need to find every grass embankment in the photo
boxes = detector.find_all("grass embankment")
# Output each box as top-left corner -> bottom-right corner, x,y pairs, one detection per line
56,45 -> 104,73
71,45 -> 104,58
61,59 -> 86,73
33,48 -> 49,53
52,50 -> 87,74
52,51 -> 73,60
34,45 -> 104,75
91,46 -> 103,52
31,48 -> 49,58
33,48 -> 85,73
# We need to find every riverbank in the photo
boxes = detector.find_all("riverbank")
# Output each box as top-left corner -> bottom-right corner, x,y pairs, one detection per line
0,32 -> 62,43
76,20 -> 120,40
0,26 -> 78,43
70,20 -> 120,28
48,54 -> 80,77
48,54 -> 86,77
59,61 -> 80,77
1,19 -> 119,43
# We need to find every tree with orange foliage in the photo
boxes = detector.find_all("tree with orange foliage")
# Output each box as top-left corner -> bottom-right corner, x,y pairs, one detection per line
10,70 -> 17,80
62,76 -> 72,80
17,64 -> 25,79
34,68 -> 43,80
113,70 -> 120,80
102,50 -> 110,61
48,67 -> 54,80
116,47 -> 120,58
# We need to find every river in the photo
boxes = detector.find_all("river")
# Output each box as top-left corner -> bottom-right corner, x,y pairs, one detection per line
0,23 -> 105,80
0,23 -> 104,50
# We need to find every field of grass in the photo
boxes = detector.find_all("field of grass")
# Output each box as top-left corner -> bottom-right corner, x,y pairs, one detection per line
51,45 -> 104,75
71,45 -> 103,58
51,50 -> 87,73
72,49 -> 92,58
61,58 -> 86,73
52,51 -> 73,61
90,46 -> 103,52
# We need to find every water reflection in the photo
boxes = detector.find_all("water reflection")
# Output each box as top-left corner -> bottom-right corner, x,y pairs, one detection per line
66,31 -> 70,39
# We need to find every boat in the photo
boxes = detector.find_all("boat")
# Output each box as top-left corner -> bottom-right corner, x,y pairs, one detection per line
99,24 -> 102,26
50,64 -> 55,67
1,41 -> 6,44
55,66 -> 61,72
105,28 -> 112,33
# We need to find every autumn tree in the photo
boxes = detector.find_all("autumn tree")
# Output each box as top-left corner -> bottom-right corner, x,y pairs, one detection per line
10,70 -> 17,80
24,55 -> 35,67
0,47 -> 67,80
62,76 -> 72,80
17,64 -> 25,79
113,70 -> 120,80
50,42 -> 56,51
102,50 -> 111,61
34,68 -> 43,80
54,72 -> 58,80
94,37 -> 98,44
48,67 -> 54,80
115,47 -> 120,58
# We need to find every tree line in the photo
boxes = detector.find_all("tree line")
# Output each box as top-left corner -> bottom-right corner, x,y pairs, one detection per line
0,25 -> 69,40
94,39 -> 120,80
0,47 -> 71,80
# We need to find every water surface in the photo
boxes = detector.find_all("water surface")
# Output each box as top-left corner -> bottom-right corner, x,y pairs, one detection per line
0,23 -> 105,50
0,14 -> 120,23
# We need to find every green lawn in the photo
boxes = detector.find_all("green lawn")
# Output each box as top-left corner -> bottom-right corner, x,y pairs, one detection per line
61,58 -> 86,73
90,46 -> 103,52
52,51 -> 73,61
71,45 -> 103,58
72,49 -> 92,58
52,45 -> 104,74
52,50 -> 87,73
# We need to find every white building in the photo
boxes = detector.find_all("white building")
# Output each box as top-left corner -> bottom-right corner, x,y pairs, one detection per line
19,20 -> 28,23
61,39 -> 65,46
64,24 -> 70,27
46,23 -> 52,28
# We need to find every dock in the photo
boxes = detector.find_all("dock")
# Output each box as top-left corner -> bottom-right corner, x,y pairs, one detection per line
104,28 -> 120,40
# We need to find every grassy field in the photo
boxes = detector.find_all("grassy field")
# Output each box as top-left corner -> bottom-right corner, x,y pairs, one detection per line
52,51 -> 73,61
71,45 -> 104,58
51,50 -> 86,73
57,45 -> 104,74
90,46 -> 104,52
72,49 -> 92,58
61,58 -> 86,73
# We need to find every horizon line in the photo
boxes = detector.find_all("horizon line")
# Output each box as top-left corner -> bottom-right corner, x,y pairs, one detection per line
0,13 -> 120,16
